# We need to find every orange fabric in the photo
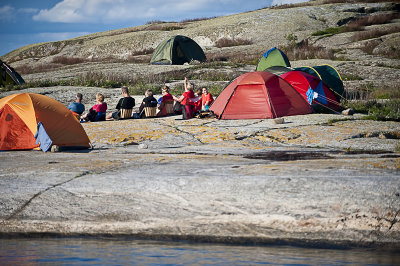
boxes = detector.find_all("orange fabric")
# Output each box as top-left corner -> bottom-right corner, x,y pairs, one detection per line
0,105 -> 37,150
0,93 -> 90,150
210,72 -> 312,119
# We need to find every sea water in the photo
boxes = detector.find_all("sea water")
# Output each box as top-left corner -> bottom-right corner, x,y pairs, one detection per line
1,238 -> 399,265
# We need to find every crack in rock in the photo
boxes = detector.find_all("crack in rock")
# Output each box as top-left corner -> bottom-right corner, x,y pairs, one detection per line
4,171 -> 93,221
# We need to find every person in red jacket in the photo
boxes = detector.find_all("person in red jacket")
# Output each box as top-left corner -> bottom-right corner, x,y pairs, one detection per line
157,85 -> 174,117
173,77 -> 195,119
201,87 -> 213,111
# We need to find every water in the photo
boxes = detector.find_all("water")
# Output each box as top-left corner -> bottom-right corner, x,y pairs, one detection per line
1,238 -> 399,265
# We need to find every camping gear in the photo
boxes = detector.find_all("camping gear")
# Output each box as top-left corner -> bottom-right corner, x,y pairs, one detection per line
280,71 -> 340,110
0,93 -> 91,151
150,35 -> 206,65
256,47 -> 291,71
294,65 -> 344,99
210,71 -> 312,119
0,60 -> 25,86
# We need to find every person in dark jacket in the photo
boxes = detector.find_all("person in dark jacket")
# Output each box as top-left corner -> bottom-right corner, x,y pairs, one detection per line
106,86 -> 135,120
138,89 -> 158,118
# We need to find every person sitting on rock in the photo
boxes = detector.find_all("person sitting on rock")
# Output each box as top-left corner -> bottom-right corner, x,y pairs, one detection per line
67,93 -> 85,118
106,86 -> 135,120
192,88 -> 203,113
138,89 -> 158,118
157,85 -> 174,117
173,77 -> 195,119
201,87 -> 214,111
81,93 -> 107,122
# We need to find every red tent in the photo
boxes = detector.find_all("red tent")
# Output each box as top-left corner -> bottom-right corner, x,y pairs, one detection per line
210,71 -> 312,119
280,71 -> 340,110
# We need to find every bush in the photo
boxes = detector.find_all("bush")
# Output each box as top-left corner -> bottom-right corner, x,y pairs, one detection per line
351,26 -> 400,41
344,99 -> 400,121
215,38 -> 253,48
281,39 -> 336,60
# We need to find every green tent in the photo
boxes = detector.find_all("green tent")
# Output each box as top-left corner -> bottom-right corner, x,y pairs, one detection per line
0,60 -> 25,86
256,47 -> 291,71
294,64 -> 344,98
150,35 -> 206,65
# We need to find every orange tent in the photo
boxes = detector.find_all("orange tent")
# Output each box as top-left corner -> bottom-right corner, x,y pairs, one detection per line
0,93 -> 90,151
210,72 -> 312,119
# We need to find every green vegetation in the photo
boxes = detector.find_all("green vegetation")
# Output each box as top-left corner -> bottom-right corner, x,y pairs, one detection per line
312,27 -> 345,37
327,117 -> 354,126
342,74 -> 363,81
344,100 -> 400,122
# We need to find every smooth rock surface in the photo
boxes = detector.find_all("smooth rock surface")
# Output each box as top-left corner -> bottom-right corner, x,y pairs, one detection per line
1,114 -> 399,248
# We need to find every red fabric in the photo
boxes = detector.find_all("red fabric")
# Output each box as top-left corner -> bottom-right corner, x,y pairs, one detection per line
181,91 -> 195,105
0,105 -> 37,150
192,97 -> 202,112
161,93 -> 173,103
201,93 -> 213,106
210,72 -> 312,119
280,71 -> 340,110
92,102 -> 107,112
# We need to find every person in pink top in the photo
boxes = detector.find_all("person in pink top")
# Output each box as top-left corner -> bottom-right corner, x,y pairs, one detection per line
81,93 -> 107,122
173,77 -> 195,119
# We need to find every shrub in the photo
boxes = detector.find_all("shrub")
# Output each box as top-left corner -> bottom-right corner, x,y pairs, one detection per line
347,13 -> 400,31
281,39 -> 336,60
351,26 -> 400,41
180,16 -> 218,23
51,56 -> 88,65
215,37 -> 253,48
344,99 -> 400,121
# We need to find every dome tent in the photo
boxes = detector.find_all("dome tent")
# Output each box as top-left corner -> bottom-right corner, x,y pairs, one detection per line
0,60 -> 25,86
256,47 -> 291,71
150,35 -> 206,65
294,65 -> 344,99
280,71 -> 340,110
0,93 -> 90,151
210,72 -> 312,119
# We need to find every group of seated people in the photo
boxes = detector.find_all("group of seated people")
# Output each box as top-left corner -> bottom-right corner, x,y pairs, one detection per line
67,77 -> 213,122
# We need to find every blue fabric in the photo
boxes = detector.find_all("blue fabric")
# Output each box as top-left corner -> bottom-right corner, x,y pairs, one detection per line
68,102 -> 85,114
314,82 -> 327,104
306,87 -> 314,105
96,112 -> 106,121
263,47 -> 277,58
34,122 -> 53,152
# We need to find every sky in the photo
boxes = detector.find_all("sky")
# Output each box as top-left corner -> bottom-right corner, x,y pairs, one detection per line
0,0 -> 309,57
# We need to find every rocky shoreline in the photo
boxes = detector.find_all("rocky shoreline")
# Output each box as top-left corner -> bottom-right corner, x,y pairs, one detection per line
0,105 -> 399,249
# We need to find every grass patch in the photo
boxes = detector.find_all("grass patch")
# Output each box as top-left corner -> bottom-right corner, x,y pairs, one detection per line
312,27 -> 346,36
342,74 -> 363,81
327,117 -> 354,126
344,99 -> 400,121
